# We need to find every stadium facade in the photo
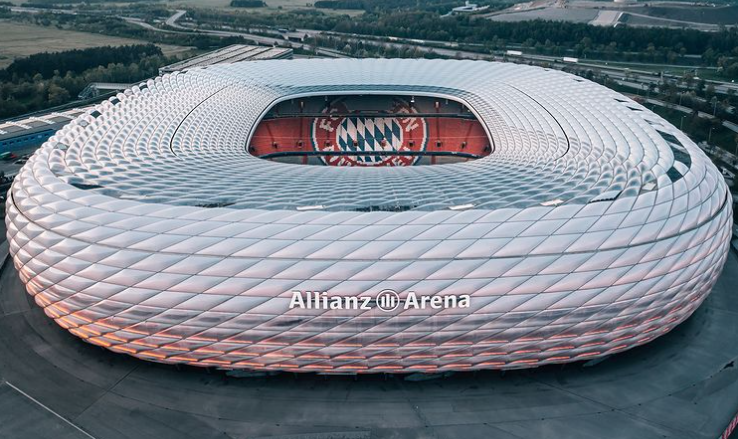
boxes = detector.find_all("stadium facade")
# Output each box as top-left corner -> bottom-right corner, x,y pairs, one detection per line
5,59 -> 732,373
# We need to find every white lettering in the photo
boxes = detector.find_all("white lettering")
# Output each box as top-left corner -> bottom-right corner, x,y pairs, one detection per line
288,291 -> 471,311
404,291 -> 420,309
289,291 -> 305,309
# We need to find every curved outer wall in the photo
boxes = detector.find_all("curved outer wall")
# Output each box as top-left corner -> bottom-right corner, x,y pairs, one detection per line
5,59 -> 733,373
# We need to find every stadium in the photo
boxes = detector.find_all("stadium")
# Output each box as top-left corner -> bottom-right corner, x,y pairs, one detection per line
4,58 -> 732,374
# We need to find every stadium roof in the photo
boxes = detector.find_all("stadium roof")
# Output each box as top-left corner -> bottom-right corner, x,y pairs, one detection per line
43,59 -> 704,212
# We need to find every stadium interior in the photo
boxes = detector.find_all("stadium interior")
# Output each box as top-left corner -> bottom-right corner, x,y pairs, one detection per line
248,95 -> 492,166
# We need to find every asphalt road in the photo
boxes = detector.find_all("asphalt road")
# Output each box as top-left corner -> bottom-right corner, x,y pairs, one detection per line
158,10 -> 346,59
0,216 -> 737,439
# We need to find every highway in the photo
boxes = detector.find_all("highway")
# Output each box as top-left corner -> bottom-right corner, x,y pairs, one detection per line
639,97 -> 738,135
507,53 -> 738,95
165,9 -> 738,95
156,10 -> 347,58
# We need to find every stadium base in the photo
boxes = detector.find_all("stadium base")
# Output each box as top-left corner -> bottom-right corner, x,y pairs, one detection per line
1,231 -> 737,439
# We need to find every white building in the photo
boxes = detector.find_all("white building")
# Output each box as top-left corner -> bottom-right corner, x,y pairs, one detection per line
6,59 -> 731,373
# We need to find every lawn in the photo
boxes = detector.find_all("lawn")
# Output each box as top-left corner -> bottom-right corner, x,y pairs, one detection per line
0,20 -> 191,69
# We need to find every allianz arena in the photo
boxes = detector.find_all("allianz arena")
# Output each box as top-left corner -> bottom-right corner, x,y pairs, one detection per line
5,59 -> 732,374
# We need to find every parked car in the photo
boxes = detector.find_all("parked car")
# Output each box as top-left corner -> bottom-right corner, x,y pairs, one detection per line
0,152 -> 16,161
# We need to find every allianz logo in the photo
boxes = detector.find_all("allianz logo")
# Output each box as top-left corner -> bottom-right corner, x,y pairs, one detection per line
289,289 -> 471,312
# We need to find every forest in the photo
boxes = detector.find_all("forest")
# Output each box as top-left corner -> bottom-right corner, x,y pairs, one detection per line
0,45 -> 171,119
1,45 -> 164,81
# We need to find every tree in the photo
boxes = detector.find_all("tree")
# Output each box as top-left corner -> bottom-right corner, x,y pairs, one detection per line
47,84 -> 70,105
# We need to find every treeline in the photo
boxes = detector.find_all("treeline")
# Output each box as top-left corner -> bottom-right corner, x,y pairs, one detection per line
0,45 -> 171,119
24,0 -> 150,3
1,44 -> 162,81
313,0 -> 472,12
314,0 -> 365,9
230,0 -> 266,7
347,12 -> 738,56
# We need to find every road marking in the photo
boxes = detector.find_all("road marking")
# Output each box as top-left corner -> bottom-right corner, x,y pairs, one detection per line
4,380 -> 97,439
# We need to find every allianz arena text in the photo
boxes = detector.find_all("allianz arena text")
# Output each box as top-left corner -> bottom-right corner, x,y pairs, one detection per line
6,59 -> 731,374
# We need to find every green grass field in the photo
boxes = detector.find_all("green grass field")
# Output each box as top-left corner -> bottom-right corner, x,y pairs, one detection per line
0,21 -> 191,69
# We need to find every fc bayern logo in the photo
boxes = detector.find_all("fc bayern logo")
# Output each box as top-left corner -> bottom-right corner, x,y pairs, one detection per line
311,98 -> 428,166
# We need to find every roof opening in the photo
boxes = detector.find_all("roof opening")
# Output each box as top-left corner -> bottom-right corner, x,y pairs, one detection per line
248,95 -> 493,167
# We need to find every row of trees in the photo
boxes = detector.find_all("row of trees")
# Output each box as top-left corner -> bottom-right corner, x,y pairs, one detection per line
230,0 -> 266,7
313,0 -> 479,13
1,44 -> 163,81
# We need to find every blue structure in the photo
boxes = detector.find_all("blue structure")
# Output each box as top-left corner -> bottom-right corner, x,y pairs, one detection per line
0,129 -> 55,153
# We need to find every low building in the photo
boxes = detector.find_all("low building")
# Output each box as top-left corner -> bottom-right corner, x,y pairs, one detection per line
159,44 -> 293,74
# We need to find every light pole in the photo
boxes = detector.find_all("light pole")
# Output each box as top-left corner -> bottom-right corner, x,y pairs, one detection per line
708,126 -> 714,144
680,115 -> 686,131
